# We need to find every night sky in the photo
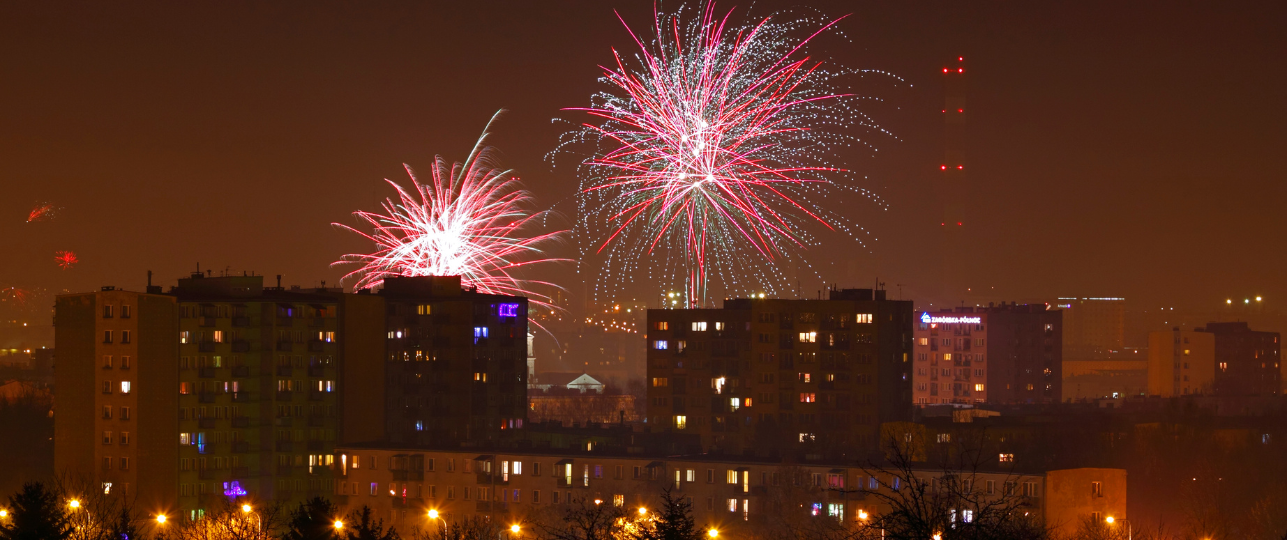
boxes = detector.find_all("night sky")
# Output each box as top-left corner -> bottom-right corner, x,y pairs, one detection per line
2,1 -> 1284,314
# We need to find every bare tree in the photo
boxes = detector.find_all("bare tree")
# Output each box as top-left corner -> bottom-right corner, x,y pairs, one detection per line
157,500 -> 286,540
532,496 -> 627,540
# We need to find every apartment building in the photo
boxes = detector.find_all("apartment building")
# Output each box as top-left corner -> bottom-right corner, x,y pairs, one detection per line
644,289 -> 914,457
1203,322 -> 1281,396
332,444 -> 1125,539
913,304 -> 1062,406
1147,328 -> 1216,397
55,273 -> 385,518
379,276 -> 529,446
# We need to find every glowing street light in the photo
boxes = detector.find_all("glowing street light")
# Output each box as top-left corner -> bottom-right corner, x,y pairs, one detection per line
68,500 -> 81,509
155,514 -> 167,524
1106,517 -> 1132,540
857,509 -> 868,520
510,524 -> 522,534
1256,296 -> 1263,302
241,504 -> 253,514
0,509 -> 8,519
334,520 -> 344,530
707,528 -> 720,538
1105,517 -> 1114,524
428,509 -> 439,519
638,507 -> 648,516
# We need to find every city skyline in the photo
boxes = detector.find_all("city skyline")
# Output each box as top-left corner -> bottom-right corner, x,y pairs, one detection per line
2,1 -> 1284,312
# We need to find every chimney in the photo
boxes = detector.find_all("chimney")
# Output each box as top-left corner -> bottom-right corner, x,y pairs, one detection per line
276,275 -> 282,289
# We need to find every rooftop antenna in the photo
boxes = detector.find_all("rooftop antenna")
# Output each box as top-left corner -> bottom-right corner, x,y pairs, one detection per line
276,275 -> 282,289
147,270 -> 153,288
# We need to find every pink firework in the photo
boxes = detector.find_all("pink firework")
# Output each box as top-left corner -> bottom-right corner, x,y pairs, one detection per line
560,2 -> 890,307
333,112 -> 565,307
27,203 -> 56,223
55,250 -> 79,270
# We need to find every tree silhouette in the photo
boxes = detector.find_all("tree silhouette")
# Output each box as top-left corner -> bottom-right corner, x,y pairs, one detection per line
0,482 -> 72,540
284,497 -> 343,540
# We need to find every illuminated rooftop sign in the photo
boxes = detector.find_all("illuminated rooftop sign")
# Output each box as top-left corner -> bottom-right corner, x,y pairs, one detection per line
921,312 -> 981,325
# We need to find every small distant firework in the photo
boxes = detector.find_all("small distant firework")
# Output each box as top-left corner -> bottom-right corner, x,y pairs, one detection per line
333,112 -> 565,309
55,251 -> 79,270
27,203 -> 57,223
555,1 -> 895,307
1,287 -> 30,307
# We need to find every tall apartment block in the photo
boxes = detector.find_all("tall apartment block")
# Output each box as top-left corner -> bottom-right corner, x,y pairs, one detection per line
55,273 -> 385,519
1052,297 -> 1124,359
379,276 -> 529,446
912,303 -> 1061,406
1147,329 -> 1216,397
1202,322 -> 1281,396
644,289 -> 913,458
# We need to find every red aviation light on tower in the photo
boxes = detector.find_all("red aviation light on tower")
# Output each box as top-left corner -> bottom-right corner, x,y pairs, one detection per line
958,68 -> 964,73
942,68 -> 949,73
958,56 -> 963,61
940,165 -> 947,170
957,165 -> 963,169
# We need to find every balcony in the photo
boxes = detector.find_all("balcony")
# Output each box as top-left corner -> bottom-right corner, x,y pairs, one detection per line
309,317 -> 325,328
276,316 -> 294,327
275,441 -> 294,452
307,416 -> 326,427
307,341 -> 324,353
198,469 -> 219,480
232,340 -> 250,352
276,391 -> 293,401
231,392 -> 252,403
232,316 -> 250,327
307,391 -> 326,402
198,367 -> 216,378
198,342 -> 216,353
198,418 -> 216,429
198,392 -> 216,403
232,366 -> 250,377
307,366 -> 325,377
307,441 -> 325,452
276,341 -> 294,352
275,417 -> 293,427
230,466 -> 250,477
391,497 -> 424,508
277,366 -> 294,377
392,470 -> 425,481
231,417 -> 250,428
199,317 -> 217,327
277,464 -> 296,475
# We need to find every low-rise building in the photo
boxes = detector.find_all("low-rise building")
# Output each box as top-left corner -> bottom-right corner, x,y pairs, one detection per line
331,444 -> 1125,539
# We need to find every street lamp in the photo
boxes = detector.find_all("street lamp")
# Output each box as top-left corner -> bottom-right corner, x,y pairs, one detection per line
510,524 -> 521,533
242,504 -> 253,514
427,509 -> 439,520
155,514 -> 167,524
0,509 -> 8,519
638,507 -> 648,516
1106,517 -> 1132,540
334,520 -> 344,530
707,528 -> 719,538
857,509 -> 868,520
68,500 -> 81,509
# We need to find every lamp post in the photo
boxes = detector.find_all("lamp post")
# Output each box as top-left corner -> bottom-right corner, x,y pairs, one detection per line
707,528 -> 719,538
1106,516 -> 1131,540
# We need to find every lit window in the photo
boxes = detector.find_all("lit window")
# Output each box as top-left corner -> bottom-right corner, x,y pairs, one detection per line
937,433 -> 951,443
120,381 -> 131,394
652,377 -> 669,387
715,322 -> 726,331
918,337 -> 928,346
497,303 -> 520,317
999,453 -> 1014,463
674,416 -> 687,430
212,330 -> 224,343
799,393 -> 816,403
179,331 -> 190,344
798,332 -> 817,343
711,377 -> 726,394
692,321 -> 708,331
416,304 -> 431,315
799,373 -> 811,383
798,433 -> 815,442
729,398 -> 740,411
654,322 -> 669,331
653,340 -> 668,350
856,314 -> 873,324
974,383 -> 985,392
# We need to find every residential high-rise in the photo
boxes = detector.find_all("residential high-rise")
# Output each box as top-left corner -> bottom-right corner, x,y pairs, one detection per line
912,303 -> 1062,405
379,276 -> 529,446
644,289 -> 913,458
1147,329 -> 1216,397
1053,298 -> 1125,359
55,287 -> 179,510
55,274 -> 385,518
1202,322 -> 1281,396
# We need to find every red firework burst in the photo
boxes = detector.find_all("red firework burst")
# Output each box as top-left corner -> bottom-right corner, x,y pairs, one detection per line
55,251 -> 79,270
27,203 -> 56,223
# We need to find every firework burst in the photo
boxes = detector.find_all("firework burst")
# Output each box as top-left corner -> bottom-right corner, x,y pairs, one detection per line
333,112 -> 566,308
27,203 -> 57,223
555,2 -> 896,307
55,250 -> 79,270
